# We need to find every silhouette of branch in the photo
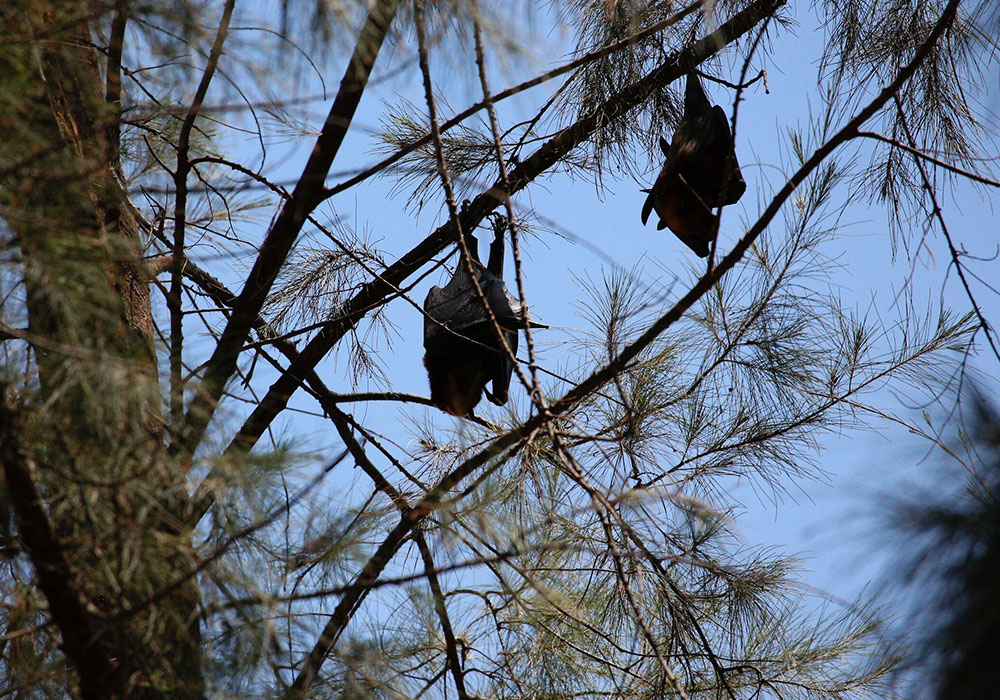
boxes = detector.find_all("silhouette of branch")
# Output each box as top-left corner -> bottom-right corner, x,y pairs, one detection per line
170,0 -> 236,427
174,0 -> 403,466
227,0 -> 789,464
415,532 -> 470,700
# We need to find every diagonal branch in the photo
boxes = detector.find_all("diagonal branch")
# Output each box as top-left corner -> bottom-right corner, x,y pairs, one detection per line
173,0 -> 403,465
281,0 -> 959,692
886,97 -> 1000,365
415,532 -> 470,700
322,0 -> 705,201
224,0 -> 789,464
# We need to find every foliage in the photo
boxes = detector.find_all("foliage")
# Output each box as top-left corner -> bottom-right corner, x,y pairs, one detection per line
886,391 -> 1000,700
0,0 -> 997,698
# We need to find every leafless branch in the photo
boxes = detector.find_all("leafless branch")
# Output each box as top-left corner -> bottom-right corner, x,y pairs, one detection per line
174,0 -> 403,465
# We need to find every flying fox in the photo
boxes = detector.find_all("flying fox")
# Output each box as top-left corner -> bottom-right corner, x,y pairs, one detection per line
423,218 -> 540,417
641,72 -> 746,257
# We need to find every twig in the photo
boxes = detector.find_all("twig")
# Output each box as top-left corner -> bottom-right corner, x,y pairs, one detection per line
173,0 -> 403,467
889,95 -> 1000,365
225,0 -> 789,459
170,0 -> 235,429
415,532 -> 471,700
855,130 -> 1000,188
472,2 -> 546,411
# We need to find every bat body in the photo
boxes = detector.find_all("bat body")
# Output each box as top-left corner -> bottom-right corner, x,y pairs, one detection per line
423,223 -> 524,417
641,73 -> 746,257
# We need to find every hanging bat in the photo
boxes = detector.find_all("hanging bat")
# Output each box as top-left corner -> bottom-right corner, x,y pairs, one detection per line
641,72 -> 746,257
423,218 -> 535,417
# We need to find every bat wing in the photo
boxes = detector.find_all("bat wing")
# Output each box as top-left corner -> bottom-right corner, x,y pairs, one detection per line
673,107 -> 745,207
662,172 -> 716,257
704,106 -> 746,205
424,265 -> 523,353
487,328 -> 518,406
480,272 -> 523,330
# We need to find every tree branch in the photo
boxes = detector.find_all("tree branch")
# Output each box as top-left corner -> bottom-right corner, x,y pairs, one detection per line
889,95 -> 1000,364
225,0 -> 789,462
856,130 -> 1000,189
279,0 -> 960,692
174,0 -> 403,465
170,0 -> 236,428
415,531 -> 470,700
0,391 -> 118,699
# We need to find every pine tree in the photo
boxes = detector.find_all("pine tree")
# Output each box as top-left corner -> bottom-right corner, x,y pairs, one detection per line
1,0 -> 996,697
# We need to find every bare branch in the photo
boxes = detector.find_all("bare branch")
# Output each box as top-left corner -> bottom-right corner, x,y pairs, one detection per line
174,0 -> 403,464
170,0 -> 236,427
414,532 -> 471,700
889,95 -> 1000,364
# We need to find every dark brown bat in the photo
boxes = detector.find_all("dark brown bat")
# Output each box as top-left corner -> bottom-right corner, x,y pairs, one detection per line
423,219 -> 526,417
641,72 -> 746,257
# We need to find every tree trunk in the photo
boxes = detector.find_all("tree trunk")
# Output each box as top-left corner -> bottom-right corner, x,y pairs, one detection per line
1,1 -> 203,696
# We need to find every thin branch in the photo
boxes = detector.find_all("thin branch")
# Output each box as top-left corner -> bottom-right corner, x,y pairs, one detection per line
472,2 -> 545,409
414,532 -> 470,700
170,0 -> 236,429
889,96 -> 1000,365
223,0 -> 788,462
173,0 -> 402,465
328,405 -> 409,511
856,130 -> 1000,188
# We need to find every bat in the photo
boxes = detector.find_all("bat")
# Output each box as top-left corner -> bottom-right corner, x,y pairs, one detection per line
423,218 -> 529,417
641,72 -> 747,257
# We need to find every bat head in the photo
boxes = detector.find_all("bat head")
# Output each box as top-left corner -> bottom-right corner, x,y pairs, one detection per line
424,353 -> 491,417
